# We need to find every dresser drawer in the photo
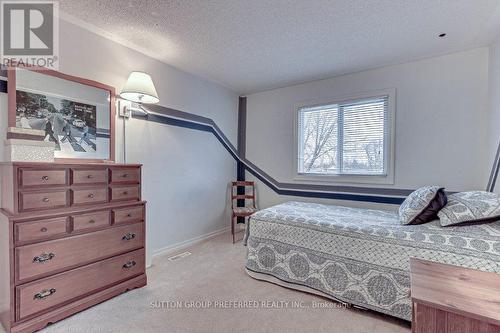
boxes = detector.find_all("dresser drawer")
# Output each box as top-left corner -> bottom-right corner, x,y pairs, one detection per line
16,223 -> 144,282
113,206 -> 144,225
16,217 -> 69,244
19,190 -> 68,211
110,168 -> 140,184
111,186 -> 140,202
72,211 -> 110,232
72,188 -> 108,206
19,169 -> 67,187
16,248 -> 145,320
71,168 -> 107,185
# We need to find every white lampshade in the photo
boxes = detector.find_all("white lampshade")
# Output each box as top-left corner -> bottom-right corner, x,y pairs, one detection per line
120,71 -> 159,104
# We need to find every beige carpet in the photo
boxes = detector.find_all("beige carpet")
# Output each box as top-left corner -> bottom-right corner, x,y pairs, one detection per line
5,234 -> 411,333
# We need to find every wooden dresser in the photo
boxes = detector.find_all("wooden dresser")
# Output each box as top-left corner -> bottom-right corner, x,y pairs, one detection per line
410,258 -> 500,333
0,162 -> 147,333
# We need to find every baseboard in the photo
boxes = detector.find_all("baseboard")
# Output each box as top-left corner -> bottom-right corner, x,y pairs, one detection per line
150,226 -> 230,266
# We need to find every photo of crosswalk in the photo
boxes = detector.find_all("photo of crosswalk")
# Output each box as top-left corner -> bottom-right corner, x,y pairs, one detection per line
15,88 -> 107,159
54,134 -> 96,153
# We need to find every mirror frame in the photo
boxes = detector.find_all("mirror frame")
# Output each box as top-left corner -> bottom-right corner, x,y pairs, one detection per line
7,65 -> 116,163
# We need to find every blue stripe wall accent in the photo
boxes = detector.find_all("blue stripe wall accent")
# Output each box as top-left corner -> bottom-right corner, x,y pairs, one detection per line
136,112 -> 240,160
236,97 -> 247,223
0,79 -> 7,93
140,105 -> 409,204
244,166 -> 404,204
487,141 -> 500,192
1,69 -> 492,200
0,73 -> 407,204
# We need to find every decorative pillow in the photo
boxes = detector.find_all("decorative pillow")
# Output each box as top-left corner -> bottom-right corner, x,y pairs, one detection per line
399,186 -> 447,225
438,191 -> 500,227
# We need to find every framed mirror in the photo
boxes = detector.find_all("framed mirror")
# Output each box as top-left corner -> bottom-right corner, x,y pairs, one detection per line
7,66 -> 115,162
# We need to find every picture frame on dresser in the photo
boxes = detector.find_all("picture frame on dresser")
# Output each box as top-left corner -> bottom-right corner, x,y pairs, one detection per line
7,65 -> 116,163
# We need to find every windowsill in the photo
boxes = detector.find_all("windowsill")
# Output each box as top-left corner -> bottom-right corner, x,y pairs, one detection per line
293,173 -> 395,185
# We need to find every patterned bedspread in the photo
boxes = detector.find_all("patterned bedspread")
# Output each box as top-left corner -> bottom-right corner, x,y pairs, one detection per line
245,201 -> 500,321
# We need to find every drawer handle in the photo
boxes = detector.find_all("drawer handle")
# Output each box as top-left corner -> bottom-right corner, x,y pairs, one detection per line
87,174 -> 93,179
123,191 -> 128,195
41,176 -> 49,181
33,252 -> 55,263
40,227 -> 48,232
42,197 -> 50,203
123,261 -> 137,269
88,219 -> 95,224
121,174 -> 128,178
88,193 -> 95,198
122,233 -> 136,241
126,213 -> 132,217
34,288 -> 56,300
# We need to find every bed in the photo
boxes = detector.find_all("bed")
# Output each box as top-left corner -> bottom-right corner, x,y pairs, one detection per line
244,201 -> 500,321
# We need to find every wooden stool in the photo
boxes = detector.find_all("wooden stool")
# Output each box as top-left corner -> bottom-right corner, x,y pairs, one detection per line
231,181 -> 257,243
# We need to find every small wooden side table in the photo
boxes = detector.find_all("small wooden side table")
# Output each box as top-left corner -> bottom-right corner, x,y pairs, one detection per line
410,258 -> 500,333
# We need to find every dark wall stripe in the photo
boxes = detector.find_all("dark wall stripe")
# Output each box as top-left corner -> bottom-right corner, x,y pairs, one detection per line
1,68 -> 493,202
146,104 -> 215,126
238,97 -> 247,158
0,64 -> 7,78
241,158 -> 411,197
143,104 -> 411,196
141,104 -> 409,204
0,70 -> 423,205
244,164 -> 403,204
236,97 -> 247,222
487,141 -> 500,192
135,110 -> 240,161
0,79 -> 7,93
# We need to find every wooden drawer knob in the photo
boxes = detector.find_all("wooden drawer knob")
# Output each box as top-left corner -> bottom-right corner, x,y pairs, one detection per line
87,174 -> 93,179
123,191 -> 128,195
88,219 -> 95,224
121,174 -> 128,178
41,176 -> 49,181
88,193 -> 95,199
40,227 -> 48,233
42,197 -> 50,203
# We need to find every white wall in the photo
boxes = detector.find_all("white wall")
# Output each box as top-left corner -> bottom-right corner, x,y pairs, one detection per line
489,37 -> 500,195
57,19 -> 238,148
246,48 -> 491,209
0,19 -> 239,265
59,20 -> 239,265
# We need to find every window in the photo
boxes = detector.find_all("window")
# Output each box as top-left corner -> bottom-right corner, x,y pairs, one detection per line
296,90 -> 394,183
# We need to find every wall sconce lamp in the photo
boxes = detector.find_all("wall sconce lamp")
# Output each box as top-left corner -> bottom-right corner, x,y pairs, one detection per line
119,71 -> 159,116
119,71 -> 159,162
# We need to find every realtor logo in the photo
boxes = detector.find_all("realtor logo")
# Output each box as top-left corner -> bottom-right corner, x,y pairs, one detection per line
1,1 -> 59,69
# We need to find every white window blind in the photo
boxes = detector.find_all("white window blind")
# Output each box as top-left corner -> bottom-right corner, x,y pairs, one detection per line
298,95 -> 388,176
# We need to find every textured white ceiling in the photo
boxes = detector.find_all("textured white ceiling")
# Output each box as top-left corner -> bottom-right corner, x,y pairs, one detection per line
59,0 -> 500,94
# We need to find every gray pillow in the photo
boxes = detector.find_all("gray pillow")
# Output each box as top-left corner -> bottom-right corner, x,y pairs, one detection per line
399,186 -> 447,225
438,191 -> 500,227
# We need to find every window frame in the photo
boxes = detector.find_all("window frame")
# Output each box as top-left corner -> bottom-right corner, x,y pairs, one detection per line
293,88 -> 396,185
